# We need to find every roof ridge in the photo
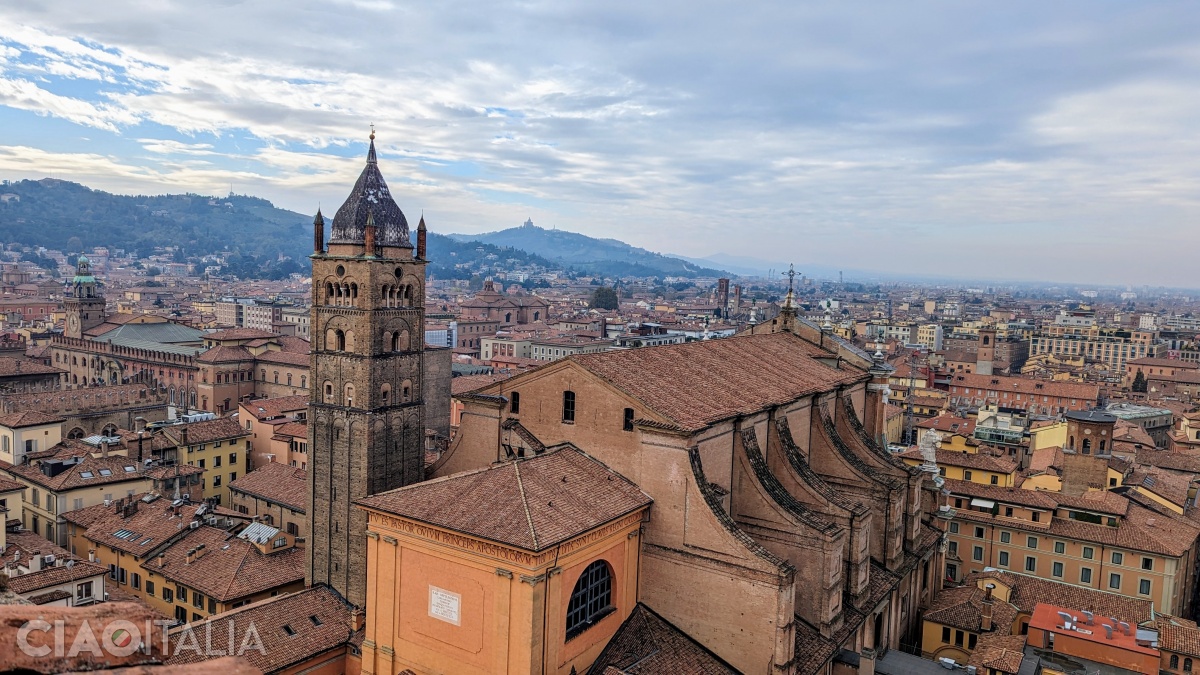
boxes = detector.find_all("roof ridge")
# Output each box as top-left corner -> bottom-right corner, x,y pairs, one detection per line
512,460 -> 538,550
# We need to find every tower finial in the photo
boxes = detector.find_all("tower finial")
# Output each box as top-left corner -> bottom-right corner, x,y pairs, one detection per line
369,124 -> 375,141
366,127 -> 377,163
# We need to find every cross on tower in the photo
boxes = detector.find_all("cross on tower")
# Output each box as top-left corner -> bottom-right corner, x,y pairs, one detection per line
783,264 -> 798,295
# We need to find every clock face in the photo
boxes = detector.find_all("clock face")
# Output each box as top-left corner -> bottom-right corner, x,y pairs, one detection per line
68,315 -> 78,331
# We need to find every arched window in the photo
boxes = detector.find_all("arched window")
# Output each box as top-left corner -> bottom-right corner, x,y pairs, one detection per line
335,329 -> 346,351
381,383 -> 391,405
1186,658 -> 1193,672
1171,655 -> 1180,670
324,381 -> 334,403
301,375 -> 307,389
274,371 -> 279,384
533,311 -> 540,321
401,379 -> 412,403
566,560 -> 613,639
325,282 -> 334,304
505,312 -> 512,323
1069,435 -> 1075,450
1099,440 -> 1106,453
344,384 -> 355,407
1082,438 -> 1091,454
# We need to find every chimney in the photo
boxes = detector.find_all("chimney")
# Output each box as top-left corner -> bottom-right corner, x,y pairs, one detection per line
313,209 -> 325,254
192,544 -> 207,562
186,548 -> 196,564
417,215 -> 427,260
981,584 -> 995,631
88,549 -> 96,563
364,211 -> 377,256
350,608 -> 364,632
181,427 -> 188,445
29,551 -> 41,572
100,441 -> 109,458
157,553 -> 165,568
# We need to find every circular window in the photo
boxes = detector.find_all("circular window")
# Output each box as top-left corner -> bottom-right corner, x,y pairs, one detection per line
336,265 -> 346,277
395,267 -> 404,279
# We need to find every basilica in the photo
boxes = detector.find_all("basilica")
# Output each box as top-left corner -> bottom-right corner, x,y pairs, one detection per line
299,134 -> 949,675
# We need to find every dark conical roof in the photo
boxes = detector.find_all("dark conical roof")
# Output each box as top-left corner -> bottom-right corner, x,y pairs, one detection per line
329,135 -> 411,247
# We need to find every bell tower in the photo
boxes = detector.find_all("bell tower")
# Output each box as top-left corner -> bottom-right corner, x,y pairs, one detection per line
306,132 -> 428,607
64,256 -> 106,339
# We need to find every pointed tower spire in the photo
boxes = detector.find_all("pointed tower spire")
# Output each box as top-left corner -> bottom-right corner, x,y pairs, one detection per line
313,208 -> 325,254
367,125 -> 377,164
416,213 -> 427,260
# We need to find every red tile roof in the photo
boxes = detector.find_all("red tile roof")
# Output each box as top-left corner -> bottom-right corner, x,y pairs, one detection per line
0,411 -> 65,428
229,463 -> 307,513
358,447 -> 651,552
7,561 -> 108,595
566,331 -> 864,432
168,586 -> 355,672
145,525 -> 304,602
241,395 -> 308,421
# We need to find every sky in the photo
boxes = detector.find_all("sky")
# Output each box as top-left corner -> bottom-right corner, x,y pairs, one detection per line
0,2 -> 1198,286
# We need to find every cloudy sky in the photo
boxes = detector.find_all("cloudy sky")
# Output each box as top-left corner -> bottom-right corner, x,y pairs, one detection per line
0,2 -> 1197,285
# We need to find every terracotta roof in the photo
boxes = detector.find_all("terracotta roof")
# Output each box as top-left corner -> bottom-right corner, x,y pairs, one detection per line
72,494 -> 203,555
924,585 -> 1019,633
0,476 -> 24,493
1160,618 -> 1200,658
277,335 -> 311,354
898,448 -> 1017,474
2,454 -> 150,492
587,603 -> 738,674
968,634 -> 1027,674
205,328 -> 280,341
145,525 -> 305,602
451,372 -> 513,396
0,356 -> 61,377
195,345 -> 253,363
2,530 -> 75,570
917,415 -> 977,436
0,410 -> 64,428
143,463 -> 206,480
162,416 -> 249,446
561,332 -> 863,433
256,350 -> 310,367
1129,357 -> 1199,369
949,373 -> 1100,402
241,395 -> 308,421
7,561 -> 108,594
168,586 -> 355,671
271,420 -> 308,440
229,463 -> 307,513
357,447 -> 651,552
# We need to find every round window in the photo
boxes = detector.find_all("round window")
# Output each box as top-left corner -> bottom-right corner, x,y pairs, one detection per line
336,265 -> 346,276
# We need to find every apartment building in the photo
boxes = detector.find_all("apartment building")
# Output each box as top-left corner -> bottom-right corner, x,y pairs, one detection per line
1030,325 -> 1158,374
160,417 -> 250,504
941,479 -> 1200,616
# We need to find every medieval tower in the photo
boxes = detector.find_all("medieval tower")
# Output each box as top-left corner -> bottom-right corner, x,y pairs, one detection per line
64,256 -> 106,340
306,132 -> 429,607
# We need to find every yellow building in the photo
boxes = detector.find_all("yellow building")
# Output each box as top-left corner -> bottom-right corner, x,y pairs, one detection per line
899,448 -> 1018,487
356,447 -> 652,675
0,411 -> 63,466
922,570 -> 1154,665
941,479 -> 1199,615
162,417 -> 250,504
65,496 -> 304,625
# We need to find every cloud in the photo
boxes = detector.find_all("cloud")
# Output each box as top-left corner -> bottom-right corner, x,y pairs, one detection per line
0,2 -> 1199,285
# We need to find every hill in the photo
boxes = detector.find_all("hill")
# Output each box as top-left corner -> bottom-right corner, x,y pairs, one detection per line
0,179 -> 728,280
448,220 -> 728,278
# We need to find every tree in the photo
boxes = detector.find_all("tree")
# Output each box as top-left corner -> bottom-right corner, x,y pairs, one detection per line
590,286 -> 619,310
66,236 -> 83,253
1132,369 -> 1148,393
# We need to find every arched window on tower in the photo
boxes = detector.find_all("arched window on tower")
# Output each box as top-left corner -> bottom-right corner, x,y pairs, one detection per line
334,329 -> 346,351
401,379 -> 412,403
566,560 -> 613,639
326,282 -> 334,304
381,383 -> 391,406
344,384 -> 355,407
324,381 -> 334,403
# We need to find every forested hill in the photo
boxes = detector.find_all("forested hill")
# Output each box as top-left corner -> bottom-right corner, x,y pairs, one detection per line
0,178 -> 726,280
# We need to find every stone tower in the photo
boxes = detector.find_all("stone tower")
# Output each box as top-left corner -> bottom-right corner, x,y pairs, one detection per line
64,256 -> 105,339
306,133 -> 428,607
976,327 -> 996,376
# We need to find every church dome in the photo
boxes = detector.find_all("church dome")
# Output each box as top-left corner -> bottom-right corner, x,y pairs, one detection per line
328,133 -> 412,248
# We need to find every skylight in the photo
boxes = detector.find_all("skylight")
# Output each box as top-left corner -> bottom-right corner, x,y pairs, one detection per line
98,469 -> 112,476
80,471 -> 94,479
124,466 -> 136,473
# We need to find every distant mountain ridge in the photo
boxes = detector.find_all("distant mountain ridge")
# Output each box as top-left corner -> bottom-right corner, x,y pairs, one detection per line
448,220 -> 729,278
0,179 -> 729,280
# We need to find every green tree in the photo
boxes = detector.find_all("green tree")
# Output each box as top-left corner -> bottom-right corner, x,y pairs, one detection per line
66,236 -> 83,253
1132,369 -> 1148,393
590,286 -> 619,310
